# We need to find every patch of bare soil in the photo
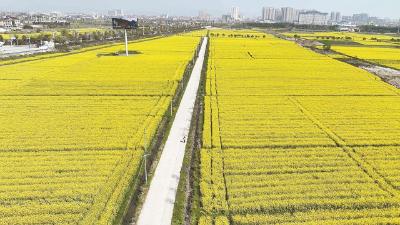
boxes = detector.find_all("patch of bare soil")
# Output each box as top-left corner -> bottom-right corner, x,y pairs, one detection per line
360,65 -> 400,88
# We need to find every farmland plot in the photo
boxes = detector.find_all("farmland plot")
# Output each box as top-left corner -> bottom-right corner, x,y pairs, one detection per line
0,35 -> 200,224
332,46 -> 400,70
199,30 -> 400,224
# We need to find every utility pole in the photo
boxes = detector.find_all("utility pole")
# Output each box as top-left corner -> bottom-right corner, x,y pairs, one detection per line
398,18 -> 400,35
124,29 -> 129,56
144,154 -> 149,184
143,128 -> 147,151
170,97 -> 173,116
143,126 -> 149,184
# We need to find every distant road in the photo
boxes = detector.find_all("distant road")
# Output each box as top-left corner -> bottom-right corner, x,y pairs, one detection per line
0,44 -> 54,58
137,37 -> 208,225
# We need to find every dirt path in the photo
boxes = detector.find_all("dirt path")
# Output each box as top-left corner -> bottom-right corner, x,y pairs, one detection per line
359,65 -> 400,88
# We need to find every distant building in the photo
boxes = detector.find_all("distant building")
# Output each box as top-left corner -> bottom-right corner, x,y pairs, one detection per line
338,24 -> 358,32
330,12 -> 335,21
336,12 -> 342,22
281,7 -> 298,23
49,12 -> 62,18
341,15 -> 353,23
275,9 -> 283,22
352,13 -> 369,25
198,10 -> 211,21
231,7 -> 240,21
330,12 -> 342,23
31,13 -> 62,23
262,7 -> 277,21
30,14 -> 69,27
0,16 -> 21,28
298,10 -> 328,25
222,15 -> 233,23
108,9 -> 124,18
369,17 -> 386,26
329,12 -> 342,24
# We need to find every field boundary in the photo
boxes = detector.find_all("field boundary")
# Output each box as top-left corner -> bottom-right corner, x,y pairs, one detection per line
211,46 -> 231,220
289,96 -> 400,198
269,31 -> 400,93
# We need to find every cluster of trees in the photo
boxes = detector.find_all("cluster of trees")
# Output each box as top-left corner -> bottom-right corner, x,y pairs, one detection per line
55,29 -> 127,44
209,33 -> 266,39
315,36 -> 353,40
242,23 -> 339,31
0,25 -> 201,49
244,23 -> 400,36
0,30 -> 115,45
0,29 -> 144,48
359,25 -> 400,33
0,33 -> 52,45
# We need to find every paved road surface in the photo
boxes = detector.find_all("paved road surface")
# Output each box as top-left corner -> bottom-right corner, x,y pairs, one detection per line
137,37 -> 208,225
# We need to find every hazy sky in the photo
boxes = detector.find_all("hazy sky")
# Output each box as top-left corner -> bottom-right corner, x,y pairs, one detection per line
1,0 -> 399,19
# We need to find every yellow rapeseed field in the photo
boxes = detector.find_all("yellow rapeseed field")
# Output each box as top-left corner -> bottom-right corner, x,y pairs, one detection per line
283,31 -> 400,46
332,46 -> 400,69
282,31 -> 400,70
0,34 -> 200,224
199,30 -> 400,224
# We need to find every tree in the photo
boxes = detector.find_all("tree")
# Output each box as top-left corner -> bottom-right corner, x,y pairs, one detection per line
54,35 -> 67,44
23,24 -> 33,29
323,44 -> 331,51
14,35 -> 19,45
21,35 -> 28,45
60,29 -> 69,37
92,31 -> 101,41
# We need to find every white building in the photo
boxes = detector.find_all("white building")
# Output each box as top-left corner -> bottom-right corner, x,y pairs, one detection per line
31,14 -> 57,23
0,17 -> 21,28
281,7 -> 298,23
198,10 -> 211,21
298,11 -> 328,25
262,7 -> 277,21
330,12 -> 342,23
108,9 -> 124,17
221,15 -> 232,23
231,7 -> 240,21
275,9 -> 283,22
353,13 -> 369,25
335,12 -> 342,22
330,12 -> 335,21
